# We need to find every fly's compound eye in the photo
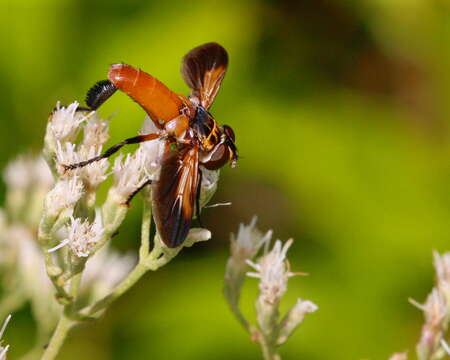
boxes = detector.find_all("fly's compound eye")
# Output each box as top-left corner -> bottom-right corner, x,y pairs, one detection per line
222,125 -> 235,142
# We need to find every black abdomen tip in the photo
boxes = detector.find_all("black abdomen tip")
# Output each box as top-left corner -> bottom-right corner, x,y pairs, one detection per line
85,79 -> 117,110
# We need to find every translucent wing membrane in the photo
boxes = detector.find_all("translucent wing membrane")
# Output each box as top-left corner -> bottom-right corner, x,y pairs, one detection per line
181,42 -> 228,110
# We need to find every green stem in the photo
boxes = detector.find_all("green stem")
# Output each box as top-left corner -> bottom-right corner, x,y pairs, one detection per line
41,273 -> 82,360
259,338 -> 280,360
40,314 -> 73,360
43,252 -> 71,303
139,200 -> 151,261
85,202 -> 152,316
86,262 -> 148,316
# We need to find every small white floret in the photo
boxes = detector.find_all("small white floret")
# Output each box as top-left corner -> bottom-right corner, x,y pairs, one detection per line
47,101 -> 87,143
53,213 -> 104,257
231,217 -> 272,263
112,148 -> 150,202
3,155 -> 33,190
45,177 -> 84,217
246,239 -> 295,304
83,113 -> 110,148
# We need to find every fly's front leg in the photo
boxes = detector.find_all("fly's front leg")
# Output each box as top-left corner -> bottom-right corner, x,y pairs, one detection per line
63,133 -> 160,170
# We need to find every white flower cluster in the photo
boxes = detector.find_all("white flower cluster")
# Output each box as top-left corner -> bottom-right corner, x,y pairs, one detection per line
50,215 -> 104,257
230,217 -> 272,264
224,218 -> 317,357
413,251 -> 450,360
3,155 -> 53,191
0,153 -> 136,320
52,112 -> 110,191
0,96 -> 222,359
45,177 -> 84,217
46,101 -> 85,144
111,149 -> 151,203
247,239 -> 295,304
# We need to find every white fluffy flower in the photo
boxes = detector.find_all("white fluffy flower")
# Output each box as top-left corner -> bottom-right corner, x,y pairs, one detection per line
231,217 -> 272,264
45,177 -> 84,217
47,101 -> 86,143
77,145 -> 109,189
415,287 -> 448,359
434,251 -> 450,286
3,155 -> 34,190
112,148 -> 150,202
56,141 -> 109,189
53,214 -> 104,257
83,113 -> 109,149
247,239 -> 296,304
55,141 -> 79,175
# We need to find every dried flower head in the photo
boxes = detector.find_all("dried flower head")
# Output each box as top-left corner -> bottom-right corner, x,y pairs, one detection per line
247,239 -> 296,304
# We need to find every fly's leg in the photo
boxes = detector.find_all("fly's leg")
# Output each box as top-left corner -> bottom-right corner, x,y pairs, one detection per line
63,133 -> 160,170
124,179 -> 153,206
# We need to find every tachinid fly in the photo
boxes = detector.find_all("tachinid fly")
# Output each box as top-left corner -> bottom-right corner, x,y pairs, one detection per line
65,42 -> 237,248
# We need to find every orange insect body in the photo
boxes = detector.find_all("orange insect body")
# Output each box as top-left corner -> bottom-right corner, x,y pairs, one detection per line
74,42 -> 237,248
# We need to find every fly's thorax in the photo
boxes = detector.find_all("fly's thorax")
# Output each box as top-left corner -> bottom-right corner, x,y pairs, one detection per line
164,114 -> 189,138
191,106 -> 220,151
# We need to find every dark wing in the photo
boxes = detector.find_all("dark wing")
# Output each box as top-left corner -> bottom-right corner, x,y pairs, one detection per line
181,42 -> 228,110
152,142 -> 200,248
108,63 -> 184,129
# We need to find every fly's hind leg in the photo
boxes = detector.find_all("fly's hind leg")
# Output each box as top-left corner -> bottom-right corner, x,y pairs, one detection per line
63,133 -> 160,171
124,179 -> 153,206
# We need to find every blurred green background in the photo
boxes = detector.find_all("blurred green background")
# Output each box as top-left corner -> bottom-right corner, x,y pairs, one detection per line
2,0 -> 450,358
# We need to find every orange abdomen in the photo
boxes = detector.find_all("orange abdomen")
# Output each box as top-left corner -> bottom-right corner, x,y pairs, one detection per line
108,64 -> 183,127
